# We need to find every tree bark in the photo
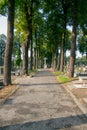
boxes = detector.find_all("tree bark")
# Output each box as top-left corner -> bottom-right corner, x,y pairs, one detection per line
30,29 -> 33,70
22,0 -> 33,73
60,33 -> 65,72
68,0 -> 77,77
4,0 -> 15,86
21,38 -> 29,76
34,29 -> 38,69
59,0 -> 67,72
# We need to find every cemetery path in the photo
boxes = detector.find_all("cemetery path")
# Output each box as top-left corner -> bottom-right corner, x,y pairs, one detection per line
0,69 -> 87,130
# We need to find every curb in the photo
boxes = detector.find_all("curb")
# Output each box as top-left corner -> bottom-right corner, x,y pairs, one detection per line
63,84 -> 87,116
0,86 -> 19,106
56,76 -> 87,117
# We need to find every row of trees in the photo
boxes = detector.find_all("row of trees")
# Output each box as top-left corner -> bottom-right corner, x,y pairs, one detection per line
0,0 -> 87,86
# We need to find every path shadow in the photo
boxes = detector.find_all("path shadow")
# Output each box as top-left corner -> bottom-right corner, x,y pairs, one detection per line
4,98 -> 13,105
19,82 -> 62,87
34,70 -> 55,77
0,114 -> 87,130
34,74 -> 55,77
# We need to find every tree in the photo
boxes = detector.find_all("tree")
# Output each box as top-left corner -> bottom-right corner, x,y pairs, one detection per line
0,0 -> 7,15
14,43 -> 22,68
78,34 -> 87,59
42,0 -> 62,70
59,0 -> 70,72
4,0 -> 15,85
68,0 -> 77,77
14,0 -> 33,75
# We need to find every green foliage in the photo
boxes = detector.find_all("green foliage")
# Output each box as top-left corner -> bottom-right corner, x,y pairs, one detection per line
0,34 -> 6,43
54,70 -> 73,83
78,34 -> 87,54
14,47 -> 22,67
59,75 -> 70,83
54,70 -> 77,83
14,10 -> 29,43
58,75 -> 77,83
0,0 -> 8,16
12,34 -> 22,67
0,34 -> 6,56
0,34 -> 6,65
1,0 -> 87,76
75,56 -> 87,66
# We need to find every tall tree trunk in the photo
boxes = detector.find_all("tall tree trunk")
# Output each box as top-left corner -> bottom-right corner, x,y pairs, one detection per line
4,0 -> 15,86
59,1 -> 67,72
34,47 -> 36,69
60,33 -> 65,72
52,51 -> 57,70
34,29 -> 38,69
22,0 -> 33,73
21,36 -> 29,75
30,0 -> 33,70
53,53 -> 56,71
30,30 -> 33,70
56,48 -> 60,70
68,0 -> 77,77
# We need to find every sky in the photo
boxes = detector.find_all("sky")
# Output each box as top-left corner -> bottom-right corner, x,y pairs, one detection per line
0,16 -> 7,36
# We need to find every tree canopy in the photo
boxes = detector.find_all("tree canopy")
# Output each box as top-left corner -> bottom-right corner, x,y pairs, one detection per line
0,0 -> 87,85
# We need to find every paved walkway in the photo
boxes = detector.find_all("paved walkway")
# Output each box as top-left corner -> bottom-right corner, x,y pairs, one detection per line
0,69 -> 87,130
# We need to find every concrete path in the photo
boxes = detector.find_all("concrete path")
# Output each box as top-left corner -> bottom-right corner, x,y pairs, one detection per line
0,69 -> 87,130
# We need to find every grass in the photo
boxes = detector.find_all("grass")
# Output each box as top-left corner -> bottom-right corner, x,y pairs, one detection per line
54,71 -> 78,83
58,75 -> 70,83
58,75 -> 78,83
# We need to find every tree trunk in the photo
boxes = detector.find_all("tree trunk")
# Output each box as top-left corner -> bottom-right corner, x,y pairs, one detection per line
68,0 -> 77,77
60,33 -> 65,72
59,1 -> 67,72
34,47 -> 37,69
30,30 -> 33,70
21,39 -> 29,76
29,0 -> 33,70
34,29 -> 38,69
52,51 -> 57,71
4,0 -> 15,86
22,0 -> 33,73
53,53 -> 56,71
56,48 -> 60,70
